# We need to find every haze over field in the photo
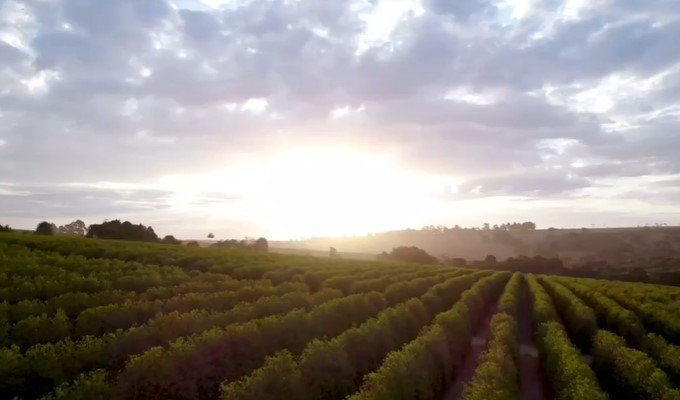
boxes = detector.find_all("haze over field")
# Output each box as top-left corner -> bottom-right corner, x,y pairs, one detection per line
1,0 -> 680,239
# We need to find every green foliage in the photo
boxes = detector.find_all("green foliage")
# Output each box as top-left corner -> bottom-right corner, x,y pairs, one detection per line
537,322 -> 607,400
462,274 -> 522,400
160,235 -> 182,245
211,237 -> 269,251
644,333 -> 680,383
557,278 -> 646,343
349,273 -> 510,400
221,273 -> 482,400
11,309 -> 70,347
114,270 -> 467,400
221,351 -> 304,400
601,288 -> 680,344
3,233 -> 680,400
377,246 -> 439,264
86,219 -> 159,242
36,221 -> 57,236
561,277 -> 680,382
0,345 -> 25,396
497,272 -> 521,317
40,369 -> 112,400
527,276 -> 607,400
538,277 -> 597,346
592,330 -> 680,400
525,274 -> 558,323
462,313 -> 519,400
57,220 -> 87,236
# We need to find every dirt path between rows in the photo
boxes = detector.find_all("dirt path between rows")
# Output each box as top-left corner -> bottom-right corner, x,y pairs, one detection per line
441,301 -> 497,400
518,280 -> 550,400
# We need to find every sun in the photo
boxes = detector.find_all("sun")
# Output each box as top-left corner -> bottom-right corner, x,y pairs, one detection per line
161,145 -> 459,239
243,147 -> 437,238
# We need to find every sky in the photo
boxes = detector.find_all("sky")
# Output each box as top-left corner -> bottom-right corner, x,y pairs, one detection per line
1,0 -> 680,240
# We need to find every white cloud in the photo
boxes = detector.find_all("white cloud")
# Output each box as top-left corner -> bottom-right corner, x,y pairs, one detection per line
330,104 -> 365,118
194,0 -> 232,9
0,0 -> 37,52
21,70 -> 59,94
501,0 -> 533,20
240,98 -> 269,114
444,87 -> 498,105
355,0 -> 425,53
561,0 -> 589,20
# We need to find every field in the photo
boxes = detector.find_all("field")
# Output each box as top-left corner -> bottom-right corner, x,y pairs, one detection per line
1,233 -> 679,400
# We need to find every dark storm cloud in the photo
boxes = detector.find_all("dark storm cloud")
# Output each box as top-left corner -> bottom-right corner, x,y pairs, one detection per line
0,0 -> 679,216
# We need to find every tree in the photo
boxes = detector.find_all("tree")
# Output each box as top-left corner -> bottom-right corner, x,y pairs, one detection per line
207,233 -> 215,239
58,220 -> 87,236
329,247 -> 338,257
161,235 -> 182,245
253,237 -> 269,251
185,240 -> 200,247
85,220 -> 159,242
485,254 -> 497,265
0,224 -> 11,232
210,237 -> 269,251
521,221 -> 536,230
35,221 -> 57,235
377,246 -> 439,264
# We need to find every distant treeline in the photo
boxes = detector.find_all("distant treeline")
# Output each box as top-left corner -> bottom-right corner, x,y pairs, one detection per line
379,245 -> 680,287
420,221 -> 536,232
3,220 -> 268,251
210,238 -> 269,251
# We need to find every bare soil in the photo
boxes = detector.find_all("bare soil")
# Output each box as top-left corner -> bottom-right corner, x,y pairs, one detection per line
441,301 -> 497,400
518,281 -> 550,400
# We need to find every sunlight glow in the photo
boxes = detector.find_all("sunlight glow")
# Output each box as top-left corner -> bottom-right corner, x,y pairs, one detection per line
502,0 -> 533,19
355,0 -> 424,54
160,146 -> 460,238
21,70 -> 59,94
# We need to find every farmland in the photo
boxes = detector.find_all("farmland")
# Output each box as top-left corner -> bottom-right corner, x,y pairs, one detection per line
1,232 -> 679,400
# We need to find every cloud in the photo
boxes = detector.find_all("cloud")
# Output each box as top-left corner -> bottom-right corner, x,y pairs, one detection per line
1,0 -> 680,234
457,169 -> 591,197
0,183 -> 173,218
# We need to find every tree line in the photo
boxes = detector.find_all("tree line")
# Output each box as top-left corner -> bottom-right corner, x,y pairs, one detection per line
419,221 -> 536,232
1,220 -> 268,251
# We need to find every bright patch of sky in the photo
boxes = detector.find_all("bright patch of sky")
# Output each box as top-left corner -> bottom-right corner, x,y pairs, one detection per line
0,0 -> 36,52
240,98 -> 269,114
444,87 -> 499,105
355,0 -> 424,53
500,0 -> 533,20
330,104 -> 365,118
